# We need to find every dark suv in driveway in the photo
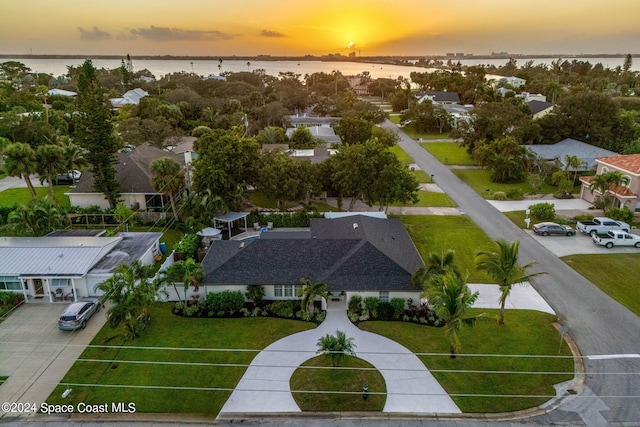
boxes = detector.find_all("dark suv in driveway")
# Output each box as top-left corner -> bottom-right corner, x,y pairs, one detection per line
58,298 -> 101,331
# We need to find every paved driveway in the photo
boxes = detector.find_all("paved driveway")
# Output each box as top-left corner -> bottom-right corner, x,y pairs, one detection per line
0,303 -> 106,420
219,299 -> 461,415
526,229 -> 640,257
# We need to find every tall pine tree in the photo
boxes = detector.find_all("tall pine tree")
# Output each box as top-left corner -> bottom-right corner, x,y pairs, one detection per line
75,60 -> 120,208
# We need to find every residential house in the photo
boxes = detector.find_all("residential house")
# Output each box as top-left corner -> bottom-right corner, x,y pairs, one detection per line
525,138 -> 617,171
285,125 -> 341,145
416,91 -> 460,104
110,88 -> 148,108
67,144 -> 186,210
579,154 -> 640,212
47,89 -> 76,97
528,100 -> 555,120
0,230 -> 162,303
201,215 -> 424,303
344,75 -> 370,95
499,76 -> 526,88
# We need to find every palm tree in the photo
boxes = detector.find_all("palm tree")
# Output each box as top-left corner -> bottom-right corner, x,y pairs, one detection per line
605,171 -> 631,209
588,172 -> 612,206
95,261 -> 164,340
316,330 -> 356,367
245,285 -> 265,308
298,278 -> 329,318
6,197 -> 69,236
3,142 -> 38,198
427,271 -> 480,358
159,258 -> 204,306
60,139 -> 87,184
588,171 -> 631,209
475,239 -> 544,325
36,144 -> 66,200
412,249 -> 461,290
150,157 -> 185,220
564,155 -> 585,184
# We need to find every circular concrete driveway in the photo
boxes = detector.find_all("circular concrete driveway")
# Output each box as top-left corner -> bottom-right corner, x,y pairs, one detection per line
219,300 -> 461,415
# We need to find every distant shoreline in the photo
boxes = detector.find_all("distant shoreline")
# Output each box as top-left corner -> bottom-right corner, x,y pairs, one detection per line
0,53 -> 636,62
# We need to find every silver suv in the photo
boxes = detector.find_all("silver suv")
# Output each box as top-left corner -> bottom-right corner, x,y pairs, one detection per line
58,298 -> 101,331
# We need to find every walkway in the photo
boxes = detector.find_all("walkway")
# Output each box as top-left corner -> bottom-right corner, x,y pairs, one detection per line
219,299 -> 461,415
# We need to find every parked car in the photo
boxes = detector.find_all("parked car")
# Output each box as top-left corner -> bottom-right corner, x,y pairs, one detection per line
58,297 -> 101,331
576,217 -> 630,236
55,170 -> 82,184
591,230 -> 640,249
533,222 -> 576,236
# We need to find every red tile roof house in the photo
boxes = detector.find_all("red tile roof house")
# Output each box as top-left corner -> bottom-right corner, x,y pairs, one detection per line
579,154 -> 640,213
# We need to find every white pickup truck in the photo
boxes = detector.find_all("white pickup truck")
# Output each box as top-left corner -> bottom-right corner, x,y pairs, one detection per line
576,217 -> 630,236
591,230 -> 640,248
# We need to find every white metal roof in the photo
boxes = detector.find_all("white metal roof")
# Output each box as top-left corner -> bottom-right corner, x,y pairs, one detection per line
0,236 -> 122,277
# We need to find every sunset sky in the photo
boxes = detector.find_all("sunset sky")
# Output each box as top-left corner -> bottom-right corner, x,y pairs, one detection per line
2,0 -> 639,56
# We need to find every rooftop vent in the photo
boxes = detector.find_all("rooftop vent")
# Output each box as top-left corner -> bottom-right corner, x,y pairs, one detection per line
353,223 -> 358,230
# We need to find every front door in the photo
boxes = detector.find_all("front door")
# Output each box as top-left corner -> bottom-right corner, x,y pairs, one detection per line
33,279 -> 44,299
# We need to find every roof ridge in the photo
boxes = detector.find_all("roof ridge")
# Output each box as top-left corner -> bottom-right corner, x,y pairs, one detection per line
315,239 -> 366,283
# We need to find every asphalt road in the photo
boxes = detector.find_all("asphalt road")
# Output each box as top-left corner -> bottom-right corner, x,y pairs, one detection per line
383,120 -> 640,426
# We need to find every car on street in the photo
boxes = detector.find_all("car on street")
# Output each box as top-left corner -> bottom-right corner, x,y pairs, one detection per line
58,297 -> 101,331
533,222 -> 576,236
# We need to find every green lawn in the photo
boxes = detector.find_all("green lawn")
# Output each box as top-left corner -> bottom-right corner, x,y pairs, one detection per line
451,169 -> 556,198
388,115 -> 401,124
290,356 -> 386,411
248,191 -> 340,212
0,186 -> 71,207
421,142 -> 476,166
389,144 -> 414,165
46,304 -> 315,415
361,310 -> 574,413
562,254 -> 640,316
412,169 -> 432,183
399,215 -> 494,283
392,191 -> 457,208
398,125 -> 450,141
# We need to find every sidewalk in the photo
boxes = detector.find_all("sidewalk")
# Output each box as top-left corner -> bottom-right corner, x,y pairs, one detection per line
219,299 -> 461,416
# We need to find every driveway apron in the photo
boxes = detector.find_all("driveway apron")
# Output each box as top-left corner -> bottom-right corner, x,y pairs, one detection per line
219,299 -> 461,414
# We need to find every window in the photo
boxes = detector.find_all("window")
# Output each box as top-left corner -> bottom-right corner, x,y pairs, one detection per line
379,291 -> 389,303
51,278 -> 70,288
274,284 -> 303,298
0,276 -> 22,291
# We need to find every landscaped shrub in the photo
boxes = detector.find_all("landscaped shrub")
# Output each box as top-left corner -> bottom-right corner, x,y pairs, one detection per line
348,295 -> 362,314
492,191 -> 507,200
529,202 -> 555,220
605,207 -> 635,224
375,302 -> 391,320
174,233 -> 201,260
246,210 -> 324,228
506,188 -> 524,200
573,213 -> 594,223
390,298 -> 406,319
267,300 -> 297,318
364,297 -> 379,318
205,290 -> 245,316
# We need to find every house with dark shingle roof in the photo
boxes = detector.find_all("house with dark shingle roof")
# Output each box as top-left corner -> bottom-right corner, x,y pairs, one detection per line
417,91 -> 460,104
579,154 -> 640,212
67,144 -> 186,210
527,100 -> 555,119
201,215 -> 424,302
